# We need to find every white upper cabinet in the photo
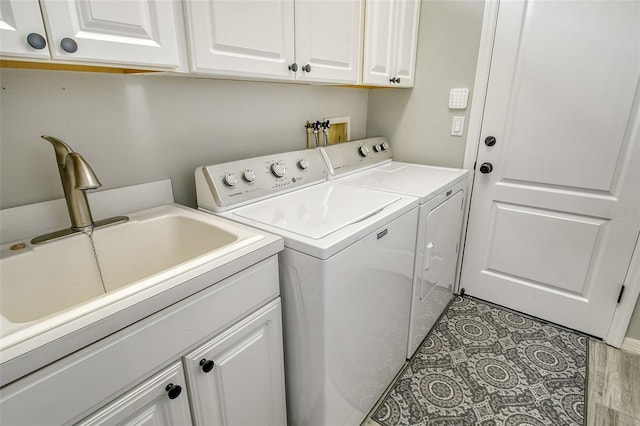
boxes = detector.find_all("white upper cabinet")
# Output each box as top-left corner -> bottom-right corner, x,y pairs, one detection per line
184,0 -> 363,83
294,0 -> 363,83
363,0 -> 420,87
39,0 -> 183,69
184,0 -> 296,80
0,0 -> 50,59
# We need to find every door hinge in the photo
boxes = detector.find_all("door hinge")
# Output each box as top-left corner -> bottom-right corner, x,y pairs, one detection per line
617,285 -> 625,303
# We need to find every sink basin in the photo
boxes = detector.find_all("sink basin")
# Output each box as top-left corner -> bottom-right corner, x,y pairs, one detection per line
0,204 -> 274,360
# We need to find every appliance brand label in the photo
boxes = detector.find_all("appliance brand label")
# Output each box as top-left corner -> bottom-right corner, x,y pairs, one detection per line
377,229 -> 388,239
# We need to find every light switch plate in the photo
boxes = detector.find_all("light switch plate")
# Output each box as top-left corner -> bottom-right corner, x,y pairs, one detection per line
451,116 -> 465,136
449,88 -> 469,109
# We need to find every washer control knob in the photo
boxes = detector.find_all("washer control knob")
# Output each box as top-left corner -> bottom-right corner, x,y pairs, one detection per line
242,169 -> 256,182
358,146 -> 370,157
271,162 -> 286,178
223,172 -> 238,187
373,144 -> 382,153
297,159 -> 309,170
381,142 -> 390,151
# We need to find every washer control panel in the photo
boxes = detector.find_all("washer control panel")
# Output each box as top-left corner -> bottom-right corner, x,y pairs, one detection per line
196,148 -> 328,212
320,137 -> 393,177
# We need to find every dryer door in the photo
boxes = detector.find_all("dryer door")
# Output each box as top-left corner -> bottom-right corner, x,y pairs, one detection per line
422,191 -> 464,298
408,190 -> 464,357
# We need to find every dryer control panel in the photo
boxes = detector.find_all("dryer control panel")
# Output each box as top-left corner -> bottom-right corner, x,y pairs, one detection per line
320,137 -> 393,178
196,148 -> 328,212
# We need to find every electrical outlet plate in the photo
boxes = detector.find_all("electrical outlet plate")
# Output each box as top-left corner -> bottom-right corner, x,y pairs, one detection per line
324,116 -> 351,144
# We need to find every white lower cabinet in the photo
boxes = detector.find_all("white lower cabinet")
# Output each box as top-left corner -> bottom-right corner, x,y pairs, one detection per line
184,301 -> 286,426
0,256 -> 286,426
77,362 -> 193,426
77,301 -> 286,426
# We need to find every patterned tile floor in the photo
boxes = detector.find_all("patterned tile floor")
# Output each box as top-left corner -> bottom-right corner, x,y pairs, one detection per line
365,296 -> 596,425
363,297 -> 640,426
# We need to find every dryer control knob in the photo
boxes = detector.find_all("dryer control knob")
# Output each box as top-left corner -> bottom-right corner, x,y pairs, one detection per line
381,142 -> 390,151
358,146 -> 370,157
297,159 -> 309,170
223,172 -> 238,187
271,162 -> 286,178
373,144 -> 382,153
243,169 -> 256,182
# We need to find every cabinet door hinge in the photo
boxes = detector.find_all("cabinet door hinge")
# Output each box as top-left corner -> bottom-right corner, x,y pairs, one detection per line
617,285 -> 625,303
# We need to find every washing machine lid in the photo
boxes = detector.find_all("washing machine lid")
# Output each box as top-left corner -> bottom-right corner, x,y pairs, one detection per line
338,162 -> 468,204
232,183 -> 401,239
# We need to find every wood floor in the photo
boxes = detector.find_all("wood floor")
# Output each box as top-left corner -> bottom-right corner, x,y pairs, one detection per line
363,340 -> 640,426
587,341 -> 640,426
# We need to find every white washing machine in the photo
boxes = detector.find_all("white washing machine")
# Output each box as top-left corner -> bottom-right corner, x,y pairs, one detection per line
320,138 -> 469,358
195,148 -> 418,426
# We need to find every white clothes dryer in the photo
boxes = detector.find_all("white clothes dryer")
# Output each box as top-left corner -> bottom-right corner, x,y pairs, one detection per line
321,138 -> 469,358
195,148 -> 418,426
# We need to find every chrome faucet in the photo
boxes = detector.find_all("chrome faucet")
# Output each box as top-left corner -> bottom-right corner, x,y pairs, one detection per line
31,136 -> 128,244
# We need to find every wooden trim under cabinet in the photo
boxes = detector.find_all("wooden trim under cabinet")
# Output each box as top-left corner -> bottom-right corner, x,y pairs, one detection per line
0,60 -> 155,74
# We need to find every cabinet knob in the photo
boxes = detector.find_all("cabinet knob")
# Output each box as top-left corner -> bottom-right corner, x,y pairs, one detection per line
395,77 -> 401,84
165,383 -> 182,400
27,33 -> 47,50
288,63 -> 298,72
479,162 -> 493,174
301,64 -> 311,72
60,37 -> 78,53
389,77 -> 397,83
484,136 -> 497,146
199,358 -> 215,373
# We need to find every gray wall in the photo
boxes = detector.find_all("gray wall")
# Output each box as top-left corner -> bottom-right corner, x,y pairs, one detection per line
367,0 -> 485,168
628,299 -> 640,340
0,70 -> 368,208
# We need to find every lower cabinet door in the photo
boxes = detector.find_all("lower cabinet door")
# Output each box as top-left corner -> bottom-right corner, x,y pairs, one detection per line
77,362 -> 192,426
183,299 -> 286,426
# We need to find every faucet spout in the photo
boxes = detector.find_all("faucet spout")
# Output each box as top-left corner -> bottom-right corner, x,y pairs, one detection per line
41,135 -> 102,230
31,136 -> 128,244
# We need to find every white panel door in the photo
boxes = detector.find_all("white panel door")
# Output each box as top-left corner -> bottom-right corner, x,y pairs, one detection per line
0,0 -> 50,59
185,0 -> 295,80
294,0 -> 363,83
39,0 -> 182,68
391,0 -> 420,87
183,299 -> 287,426
77,362 -> 192,426
362,0 -> 395,85
461,0 -> 640,337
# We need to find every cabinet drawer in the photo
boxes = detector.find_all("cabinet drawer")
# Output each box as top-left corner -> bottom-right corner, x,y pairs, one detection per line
0,256 -> 279,425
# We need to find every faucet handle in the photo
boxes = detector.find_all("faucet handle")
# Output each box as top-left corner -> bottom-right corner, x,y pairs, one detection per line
68,152 -> 101,190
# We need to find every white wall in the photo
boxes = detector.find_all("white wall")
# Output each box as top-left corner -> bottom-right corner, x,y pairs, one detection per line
0,70 -> 368,208
367,0 -> 485,167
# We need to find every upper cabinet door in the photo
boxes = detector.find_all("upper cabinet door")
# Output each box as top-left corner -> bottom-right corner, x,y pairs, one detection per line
392,0 -> 420,87
39,0 -> 182,68
362,0 -> 396,85
363,0 -> 420,87
295,0 -> 363,84
0,0 -> 50,59
185,0 -> 295,80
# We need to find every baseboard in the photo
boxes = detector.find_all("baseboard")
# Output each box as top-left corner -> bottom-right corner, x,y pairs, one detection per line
621,337 -> 640,354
